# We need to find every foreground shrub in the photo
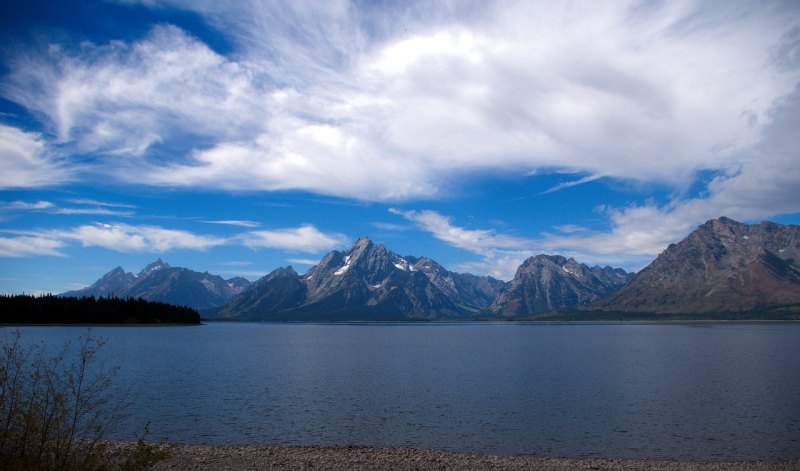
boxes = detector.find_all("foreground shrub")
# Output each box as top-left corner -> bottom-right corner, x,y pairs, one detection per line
0,330 -> 122,470
118,424 -> 170,471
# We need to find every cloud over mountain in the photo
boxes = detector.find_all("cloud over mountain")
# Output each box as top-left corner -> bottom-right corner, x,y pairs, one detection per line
0,0 -> 798,292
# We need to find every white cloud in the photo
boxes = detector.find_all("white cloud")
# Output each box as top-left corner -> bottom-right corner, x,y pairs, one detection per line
52,208 -> 135,217
1,0 -> 798,272
4,25 -> 264,159
238,225 -> 348,253
65,198 -> 136,208
3,0 -> 796,207
391,206 -> 681,277
0,125 -> 70,188
0,222 -> 346,258
55,223 -> 226,252
389,208 -> 533,257
0,235 -> 65,257
202,220 -> 261,228
539,174 -> 604,195
537,84 -> 800,267
390,208 -> 541,279
1,200 -> 54,210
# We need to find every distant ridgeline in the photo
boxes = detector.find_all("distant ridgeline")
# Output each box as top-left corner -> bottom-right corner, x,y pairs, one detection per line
0,295 -> 201,324
59,217 -> 800,321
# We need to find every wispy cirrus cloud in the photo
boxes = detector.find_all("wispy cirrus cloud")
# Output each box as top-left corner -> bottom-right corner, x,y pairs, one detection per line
390,207 -> 663,278
4,25 -> 264,160
0,125 -> 71,189
0,199 -> 134,217
54,223 -> 226,252
238,225 -> 348,253
1,0 -> 798,271
202,220 -> 261,228
389,208 -> 533,257
390,208 -> 541,279
52,207 -> 135,217
0,200 -> 54,210
0,235 -> 65,257
3,1 -> 797,204
0,222 -> 347,257
538,174 -> 605,195
65,198 -> 136,208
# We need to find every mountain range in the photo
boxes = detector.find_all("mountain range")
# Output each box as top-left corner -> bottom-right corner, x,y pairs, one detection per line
213,237 -> 508,320
61,217 -> 800,320
62,259 -> 251,311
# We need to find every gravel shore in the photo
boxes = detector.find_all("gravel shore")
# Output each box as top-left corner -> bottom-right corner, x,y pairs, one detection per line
103,442 -> 800,470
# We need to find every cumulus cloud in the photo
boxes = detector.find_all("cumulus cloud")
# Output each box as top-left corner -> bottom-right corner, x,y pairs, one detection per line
537,83 -> 800,266
238,225 -> 348,253
3,1 -> 797,203
1,0 -> 798,269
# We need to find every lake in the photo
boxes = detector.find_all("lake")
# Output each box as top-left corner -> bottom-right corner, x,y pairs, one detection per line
6,322 -> 800,460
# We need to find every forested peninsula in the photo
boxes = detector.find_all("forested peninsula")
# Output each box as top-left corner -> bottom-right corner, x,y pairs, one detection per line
0,295 -> 201,324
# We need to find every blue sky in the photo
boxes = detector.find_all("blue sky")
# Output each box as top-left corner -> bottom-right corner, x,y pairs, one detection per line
1,0 -> 799,294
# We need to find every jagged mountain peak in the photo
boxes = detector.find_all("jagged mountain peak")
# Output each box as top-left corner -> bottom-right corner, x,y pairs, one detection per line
224,237 -> 507,320
491,253 -> 632,316
707,216 -> 742,228
263,266 -> 299,281
352,236 -> 373,250
140,258 -> 170,276
63,259 -> 250,311
594,218 -> 800,313
516,254 -> 579,276
105,266 -> 129,277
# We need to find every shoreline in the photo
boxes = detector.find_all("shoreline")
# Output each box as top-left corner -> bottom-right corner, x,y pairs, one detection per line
104,443 -> 800,470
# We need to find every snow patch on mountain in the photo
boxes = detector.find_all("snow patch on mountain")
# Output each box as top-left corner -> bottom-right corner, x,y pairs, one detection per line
334,255 -> 352,275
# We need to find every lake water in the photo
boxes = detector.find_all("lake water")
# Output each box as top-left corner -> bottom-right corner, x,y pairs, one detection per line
6,322 -> 800,460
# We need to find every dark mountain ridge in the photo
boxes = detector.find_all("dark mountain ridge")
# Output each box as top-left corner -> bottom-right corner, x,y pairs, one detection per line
490,254 -> 633,316
62,259 -> 251,311
592,217 -> 800,314
62,217 -> 798,320
213,237 -> 506,321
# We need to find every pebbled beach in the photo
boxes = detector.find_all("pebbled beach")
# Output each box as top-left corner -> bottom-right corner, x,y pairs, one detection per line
104,443 -> 800,470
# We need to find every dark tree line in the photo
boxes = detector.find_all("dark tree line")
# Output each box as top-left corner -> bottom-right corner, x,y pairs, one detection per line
0,294 -> 200,324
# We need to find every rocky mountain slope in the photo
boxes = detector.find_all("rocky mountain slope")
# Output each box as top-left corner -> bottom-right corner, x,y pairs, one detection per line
593,217 -> 800,313
213,238 -> 505,321
62,259 -> 251,311
489,255 -> 633,316
59,217 -> 800,319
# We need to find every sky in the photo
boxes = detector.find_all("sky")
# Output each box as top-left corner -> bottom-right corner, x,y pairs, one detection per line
1,0 -> 799,294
